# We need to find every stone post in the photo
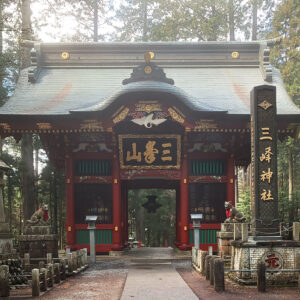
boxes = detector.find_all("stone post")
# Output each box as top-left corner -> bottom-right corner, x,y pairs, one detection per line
293,222 -> 300,241
83,248 -> 88,265
47,253 -> 53,264
72,251 -> 78,270
234,223 -> 242,240
54,263 -> 60,284
67,253 -> 73,274
76,250 -> 81,268
241,223 -> 249,242
39,268 -> 47,292
31,268 -> 40,297
88,226 -> 96,263
214,259 -> 225,292
200,251 -> 208,275
24,253 -> 30,272
257,261 -> 266,292
47,264 -> 54,288
210,258 -> 216,285
0,265 -> 10,297
60,259 -> 66,280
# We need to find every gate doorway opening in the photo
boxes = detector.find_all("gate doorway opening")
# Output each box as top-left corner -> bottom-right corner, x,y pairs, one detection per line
123,180 -> 178,248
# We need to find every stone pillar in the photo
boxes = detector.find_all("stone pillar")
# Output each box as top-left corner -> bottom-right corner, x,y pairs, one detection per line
67,253 -> 73,273
179,146 -> 190,250
111,138 -> 122,251
250,85 -> 279,236
214,259 -> 225,292
293,222 -> 300,241
88,226 -> 96,263
54,263 -> 60,284
31,269 -> 40,297
39,268 -> 47,292
0,265 -> 10,297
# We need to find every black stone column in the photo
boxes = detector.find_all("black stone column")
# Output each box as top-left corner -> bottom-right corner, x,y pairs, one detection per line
250,85 -> 279,236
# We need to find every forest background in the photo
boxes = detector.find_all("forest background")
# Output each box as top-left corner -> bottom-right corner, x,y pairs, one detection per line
0,0 -> 299,247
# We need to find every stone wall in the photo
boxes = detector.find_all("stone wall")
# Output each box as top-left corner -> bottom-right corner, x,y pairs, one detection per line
231,242 -> 300,283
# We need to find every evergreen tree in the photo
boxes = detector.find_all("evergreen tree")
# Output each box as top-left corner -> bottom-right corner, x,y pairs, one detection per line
270,0 -> 300,102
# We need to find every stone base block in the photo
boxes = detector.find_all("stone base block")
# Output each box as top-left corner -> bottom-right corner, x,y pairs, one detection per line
19,234 -> 58,259
23,226 -> 51,235
230,239 -> 300,285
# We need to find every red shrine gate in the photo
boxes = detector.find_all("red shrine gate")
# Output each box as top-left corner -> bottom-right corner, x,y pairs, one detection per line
0,42 -> 297,253
65,100 -> 236,253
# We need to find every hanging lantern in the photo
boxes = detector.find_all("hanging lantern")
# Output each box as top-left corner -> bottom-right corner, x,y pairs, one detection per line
142,195 -> 161,213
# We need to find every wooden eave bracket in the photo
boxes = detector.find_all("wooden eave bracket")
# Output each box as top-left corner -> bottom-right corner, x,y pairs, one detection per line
28,45 -> 41,83
259,45 -> 272,83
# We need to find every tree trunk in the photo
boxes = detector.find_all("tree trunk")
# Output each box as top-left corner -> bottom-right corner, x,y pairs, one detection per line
228,0 -> 235,41
21,0 -> 32,68
135,190 -> 145,243
21,0 -> 36,221
93,0 -> 98,42
21,134 -> 36,220
252,0 -> 258,40
288,147 -> 294,221
142,0 -> 148,41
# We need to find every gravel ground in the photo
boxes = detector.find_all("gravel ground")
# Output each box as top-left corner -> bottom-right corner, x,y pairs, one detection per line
177,267 -> 300,300
10,258 -> 300,300
19,260 -> 129,300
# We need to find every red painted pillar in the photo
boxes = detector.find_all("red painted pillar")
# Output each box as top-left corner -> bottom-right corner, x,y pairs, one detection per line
175,187 -> 180,246
65,155 -> 76,250
111,143 -> 123,251
179,150 -> 191,250
226,156 -> 235,205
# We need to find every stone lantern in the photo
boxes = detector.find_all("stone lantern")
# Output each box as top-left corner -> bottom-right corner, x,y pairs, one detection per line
0,159 -> 13,256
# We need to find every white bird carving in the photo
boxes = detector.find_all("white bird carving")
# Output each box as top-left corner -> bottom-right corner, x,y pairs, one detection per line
131,113 -> 167,128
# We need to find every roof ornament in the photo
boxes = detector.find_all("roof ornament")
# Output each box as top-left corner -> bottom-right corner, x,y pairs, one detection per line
122,51 -> 175,85
131,113 -> 167,128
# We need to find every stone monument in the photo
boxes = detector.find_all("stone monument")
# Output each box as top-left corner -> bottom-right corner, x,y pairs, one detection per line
0,160 -> 14,257
19,204 -> 58,264
229,85 -> 300,284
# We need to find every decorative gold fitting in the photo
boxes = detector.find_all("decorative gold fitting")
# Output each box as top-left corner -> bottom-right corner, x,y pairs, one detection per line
114,179 -> 118,184
183,178 -> 187,184
67,226 -> 72,232
231,51 -> 239,59
230,178 -> 234,183
61,52 -> 70,60
114,226 -> 118,231
144,65 -> 152,74
66,178 -> 71,184
184,226 -> 188,231
144,51 -> 155,62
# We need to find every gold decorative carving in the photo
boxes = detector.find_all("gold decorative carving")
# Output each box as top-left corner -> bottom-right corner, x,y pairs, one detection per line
135,101 -> 162,113
168,107 -> 184,124
194,120 -> 218,131
0,123 -> 11,130
119,134 -> 181,170
80,119 -> 103,130
36,122 -> 52,130
113,107 -> 130,124
258,100 -> 273,110
231,51 -> 239,59
144,66 -> 152,74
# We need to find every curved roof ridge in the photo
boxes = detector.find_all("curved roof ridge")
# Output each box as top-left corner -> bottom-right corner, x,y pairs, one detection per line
70,81 -> 227,114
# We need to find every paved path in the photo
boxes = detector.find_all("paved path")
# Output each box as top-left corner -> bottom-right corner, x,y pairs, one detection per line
121,248 -> 198,300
